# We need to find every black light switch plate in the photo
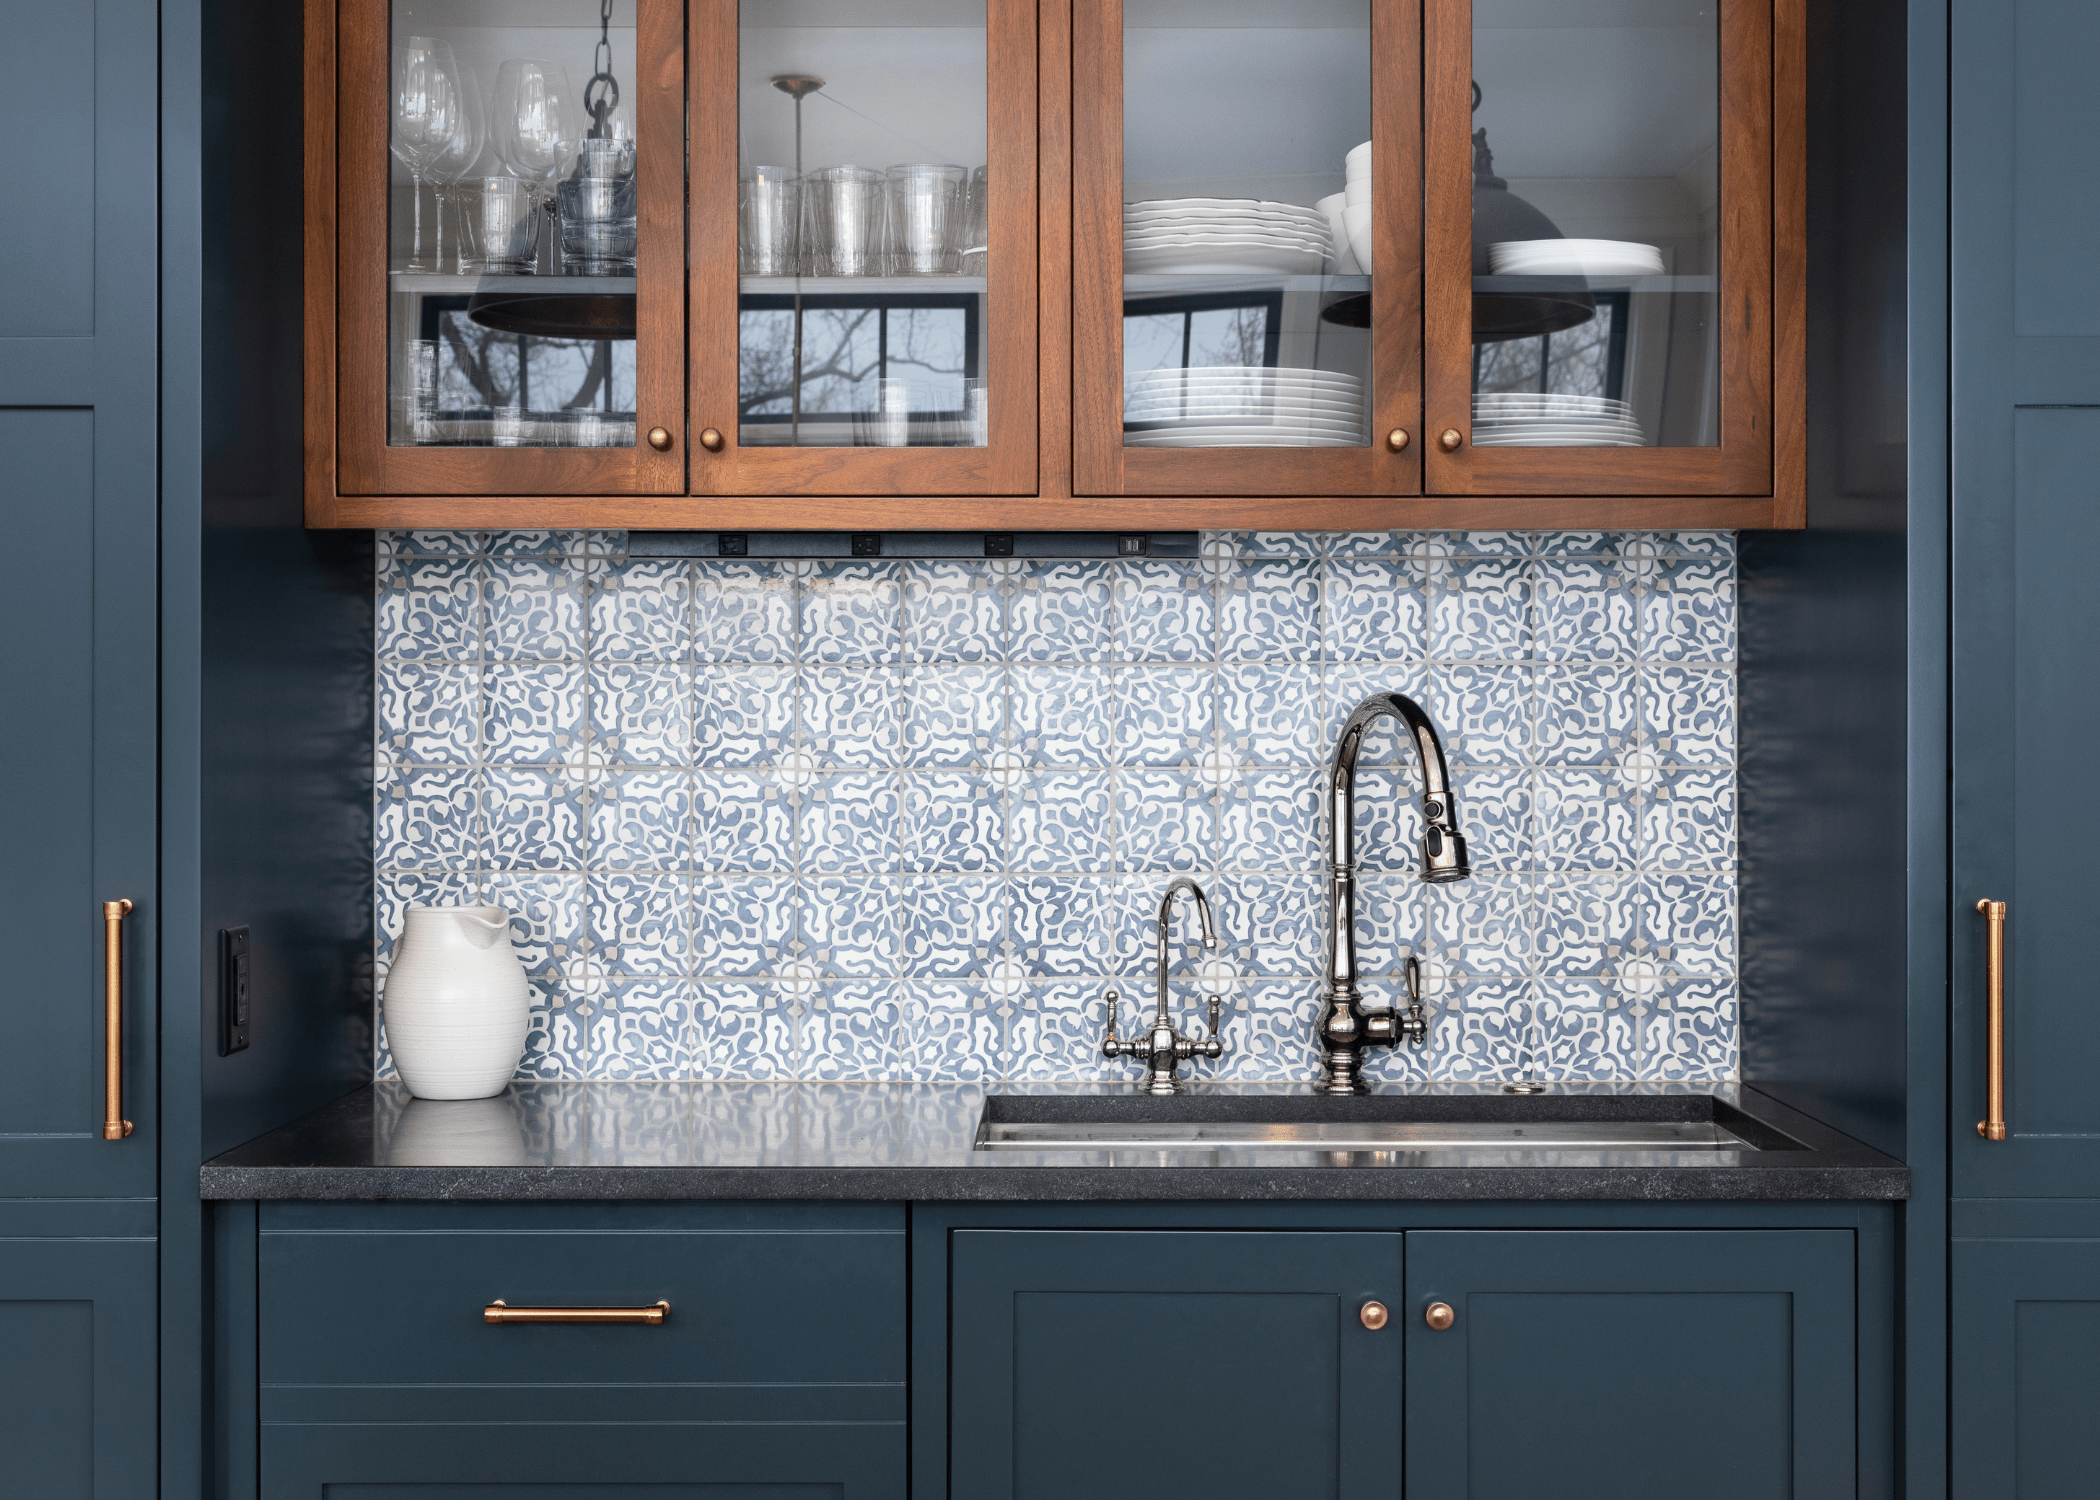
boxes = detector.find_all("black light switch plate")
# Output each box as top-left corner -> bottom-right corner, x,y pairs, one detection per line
219,926 -> 251,1055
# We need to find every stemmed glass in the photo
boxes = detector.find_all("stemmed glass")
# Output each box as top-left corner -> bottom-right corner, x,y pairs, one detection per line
426,62 -> 484,274
491,58 -> 582,200
390,36 -> 464,272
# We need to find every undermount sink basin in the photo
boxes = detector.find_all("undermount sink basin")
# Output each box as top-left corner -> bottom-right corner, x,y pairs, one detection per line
972,1092 -> 1803,1157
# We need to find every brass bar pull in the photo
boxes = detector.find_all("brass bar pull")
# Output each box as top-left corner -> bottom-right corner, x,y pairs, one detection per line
102,900 -> 134,1141
1977,898 -> 2008,1142
484,1300 -> 670,1326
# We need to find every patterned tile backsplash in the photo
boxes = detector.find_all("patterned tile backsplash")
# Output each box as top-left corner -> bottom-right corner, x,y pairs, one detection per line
374,529 -> 1737,1085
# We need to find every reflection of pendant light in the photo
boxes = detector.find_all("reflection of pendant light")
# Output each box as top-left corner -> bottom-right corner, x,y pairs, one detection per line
772,74 -> 825,448
1470,81 -> 1594,345
469,0 -> 637,340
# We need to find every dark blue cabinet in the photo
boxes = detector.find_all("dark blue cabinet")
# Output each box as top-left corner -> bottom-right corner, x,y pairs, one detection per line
949,1230 -> 1403,1500
1405,1230 -> 1857,1500
1952,1237 -> 2100,1500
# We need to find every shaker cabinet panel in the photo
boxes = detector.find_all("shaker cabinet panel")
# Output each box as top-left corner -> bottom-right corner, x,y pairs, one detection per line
1951,1238 -> 2100,1500
948,1230 -> 1403,1500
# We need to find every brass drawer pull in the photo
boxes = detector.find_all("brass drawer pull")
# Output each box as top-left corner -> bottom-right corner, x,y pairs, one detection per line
1977,898 -> 2009,1141
484,1299 -> 670,1325
103,900 -> 134,1140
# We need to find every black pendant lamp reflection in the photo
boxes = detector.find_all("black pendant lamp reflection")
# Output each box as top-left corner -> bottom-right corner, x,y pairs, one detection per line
469,0 -> 638,340
1470,81 -> 1594,345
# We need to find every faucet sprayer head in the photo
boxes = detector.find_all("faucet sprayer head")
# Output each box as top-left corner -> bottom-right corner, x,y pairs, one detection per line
1419,794 -> 1471,883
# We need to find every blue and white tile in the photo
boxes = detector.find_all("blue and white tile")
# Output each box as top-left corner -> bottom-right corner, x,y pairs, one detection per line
1533,979 -> 1638,1079
1532,768 -> 1636,871
1008,770 -> 1113,873
1114,769 -> 1218,872
1113,559 -> 1214,662
1639,873 -> 1736,977
801,772 -> 902,874
1211,981 -> 1322,1081
592,661 -> 692,766
694,981 -> 796,1079
588,558 -> 693,660
388,528 -> 483,559
800,876 -> 900,978
1434,663 -> 1535,767
898,876 -> 1006,979
482,529 -> 580,559
1236,531 -> 1322,558
1323,558 -> 1429,661
1640,766 -> 1736,870
1666,531 -> 1736,561
1640,555 -> 1736,661
1008,874 -> 1112,975
1113,666 -> 1215,767
802,982 -> 903,1080
1211,873 -> 1322,977
588,871 -> 690,975
800,561 -> 902,663
484,557 -> 586,660
1218,663 -> 1320,765
483,765 -> 590,871
803,666 -> 902,767
1346,768 -> 1425,871
1006,980 -> 1116,1081
1010,664 -> 1112,764
376,766 -> 482,870
1006,562 -> 1111,662
1431,555 -> 1532,659
484,661 -> 585,764
693,874 -> 797,975
1527,530 -> 1615,558
1430,873 -> 1536,976
1431,978 -> 1536,1081
695,663 -> 795,765
1350,871 -> 1428,975
1533,556 -> 1637,660
1219,559 -> 1320,661
905,771 -> 1005,873
904,561 -> 1004,662
377,660 -> 479,763
1530,873 -> 1638,978
1641,665 -> 1735,766
1320,662 -> 1434,761
482,871 -> 587,979
516,978 -> 591,1079
588,770 -> 692,869
1455,766 -> 1536,872
902,664 -> 1003,766
695,561 -> 796,662
905,983 -> 999,1081
1641,978 -> 1737,1079
590,979 -> 699,1079
693,771 -> 795,873
1534,664 -> 1637,765
1217,767 -> 1322,872
377,557 -> 480,660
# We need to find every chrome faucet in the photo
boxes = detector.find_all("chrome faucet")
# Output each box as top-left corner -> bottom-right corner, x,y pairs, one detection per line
1319,692 -> 1472,1093
1103,877 -> 1223,1094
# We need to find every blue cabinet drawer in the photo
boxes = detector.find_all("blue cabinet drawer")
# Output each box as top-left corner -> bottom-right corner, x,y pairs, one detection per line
260,1201 -> 905,1416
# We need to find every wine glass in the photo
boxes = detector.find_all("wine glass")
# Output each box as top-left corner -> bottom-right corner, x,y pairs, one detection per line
390,36 -> 464,272
490,58 -> 581,198
427,62 -> 484,274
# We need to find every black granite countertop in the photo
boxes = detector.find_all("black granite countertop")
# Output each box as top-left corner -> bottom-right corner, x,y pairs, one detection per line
199,1080 -> 1909,1202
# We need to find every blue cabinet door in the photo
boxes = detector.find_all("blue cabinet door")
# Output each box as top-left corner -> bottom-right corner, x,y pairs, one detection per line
0,0 -> 158,1199
0,1235 -> 157,1499
948,1230 -> 1403,1500
1949,0 -> 2100,1197
1405,1230 -> 1857,1500
1951,1238 -> 2100,1500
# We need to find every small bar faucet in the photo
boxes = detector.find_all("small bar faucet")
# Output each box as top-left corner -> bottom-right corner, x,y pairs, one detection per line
1319,692 -> 1471,1093
1103,877 -> 1223,1094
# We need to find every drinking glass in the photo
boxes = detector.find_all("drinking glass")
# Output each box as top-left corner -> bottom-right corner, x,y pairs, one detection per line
805,166 -> 886,277
958,166 -> 988,275
392,338 -> 441,443
885,164 -> 966,275
460,177 -> 543,274
739,165 -> 801,276
427,63 -> 485,273
856,378 -> 912,446
555,137 -> 637,274
391,36 -> 465,271
491,58 -> 582,197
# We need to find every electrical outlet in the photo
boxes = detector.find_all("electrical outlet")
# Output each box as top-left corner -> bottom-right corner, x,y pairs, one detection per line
716,532 -> 749,557
983,533 -> 1015,557
851,533 -> 883,557
219,926 -> 251,1055
1119,534 -> 1149,556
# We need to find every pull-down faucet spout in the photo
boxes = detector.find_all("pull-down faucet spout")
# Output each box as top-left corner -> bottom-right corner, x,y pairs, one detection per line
1319,692 -> 1472,1094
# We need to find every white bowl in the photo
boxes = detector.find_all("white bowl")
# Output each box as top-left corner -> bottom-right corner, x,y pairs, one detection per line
1486,238 -> 1665,278
1342,202 -> 1373,273
1345,140 -> 1373,179
1345,178 -> 1373,208
1315,194 -> 1363,275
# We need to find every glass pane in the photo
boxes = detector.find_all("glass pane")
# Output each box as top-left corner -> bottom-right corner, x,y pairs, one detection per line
1122,0 -> 1371,451
388,2 -> 641,449
738,0 -> 990,449
1470,0 -> 1719,448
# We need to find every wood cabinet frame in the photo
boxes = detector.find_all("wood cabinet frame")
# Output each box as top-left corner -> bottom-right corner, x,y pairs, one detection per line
303,0 -> 1803,529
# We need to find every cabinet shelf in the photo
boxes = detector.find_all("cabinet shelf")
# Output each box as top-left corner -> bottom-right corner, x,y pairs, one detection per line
738,275 -> 988,296
387,272 -> 638,297
1471,274 -> 1718,294
1123,273 -> 1371,293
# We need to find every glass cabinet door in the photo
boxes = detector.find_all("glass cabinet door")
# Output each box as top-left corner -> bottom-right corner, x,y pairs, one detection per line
336,0 -> 685,496
688,0 -> 1038,498
1073,0 -> 1419,499
1423,0 -> 1773,497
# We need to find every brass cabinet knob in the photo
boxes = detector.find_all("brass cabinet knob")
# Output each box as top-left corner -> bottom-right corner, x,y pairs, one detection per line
1424,1301 -> 1456,1331
647,426 -> 674,452
1386,428 -> 1410,453
1359,1300 -> 1389,1331
698,427 -> 725,453
1437,428 -> 1464,453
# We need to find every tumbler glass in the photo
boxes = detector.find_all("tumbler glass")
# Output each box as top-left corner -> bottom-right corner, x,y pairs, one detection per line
391,338 -> 441,444
884,163 -> 966,275
739,165 -> 801,276
958,165 -> 988,275
856,378 -> 912,447
805,166 -> 885,277
461,177 -> 543,273
555,137 -> 637,274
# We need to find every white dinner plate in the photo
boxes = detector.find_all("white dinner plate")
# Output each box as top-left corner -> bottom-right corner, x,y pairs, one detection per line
1128,415 -> 1366,436
1127,196 -> 1328,217
1125,246 -> 1328,274
1472,436 -> 1648,447
1129,380 -> 1364,400
1125,431 -> 1364,447
1127,213 -> 1330,235
1486,238 -> 1665,277
1126,400 -> 1366,422
1125,231 -> 1330,251
1474,394 -> 1633,410
1473,423 -> 1647,439
1131,365 -> 1360,383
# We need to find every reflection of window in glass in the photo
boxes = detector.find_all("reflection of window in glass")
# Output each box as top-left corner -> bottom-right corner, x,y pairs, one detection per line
1121,291 -> 1283,378
1472,293 -> 1627,399
739,293 -> 977,441
419,298 -> 635,415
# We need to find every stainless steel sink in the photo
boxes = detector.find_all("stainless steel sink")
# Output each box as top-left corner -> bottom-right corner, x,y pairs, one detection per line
977,1119 -> 1762,1151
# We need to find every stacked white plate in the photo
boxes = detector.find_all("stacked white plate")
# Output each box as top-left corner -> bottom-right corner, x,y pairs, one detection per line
1472,393 -> 1648,447
1125,366 -> 1365,447
1124,198 -> 1332,276
1486,239 -> 1666,278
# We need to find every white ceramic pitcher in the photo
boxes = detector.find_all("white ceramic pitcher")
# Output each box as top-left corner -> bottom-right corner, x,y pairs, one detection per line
382,904 -> 530,1100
